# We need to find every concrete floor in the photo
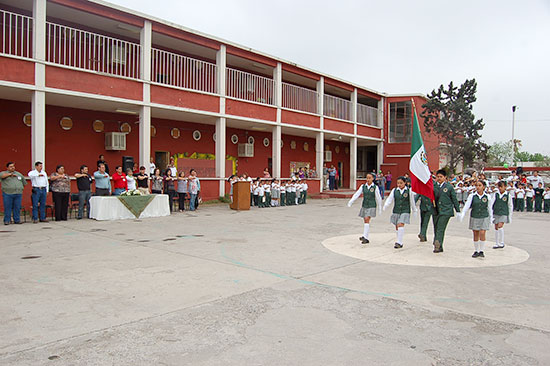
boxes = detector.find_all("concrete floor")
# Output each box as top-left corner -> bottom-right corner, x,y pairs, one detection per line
1,199 -> 549,365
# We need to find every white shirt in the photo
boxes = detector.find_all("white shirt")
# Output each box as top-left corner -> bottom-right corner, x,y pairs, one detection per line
149,162 -> 156,175
126,176 -> 136,191
383,187 -> 418,213
169,166 -> 177,177
528,175 -> 544,187
458,192 -> 494,222
525,188 -> 534,198
515,188 -> 525,199
28,169 -> 49,190
544,191 -> 550,199
348,183 -> 383,213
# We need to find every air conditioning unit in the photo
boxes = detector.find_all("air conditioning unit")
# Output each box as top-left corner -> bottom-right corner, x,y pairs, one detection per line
238,143 -> 254,157
105,132 -> 126,151
324,150 -> 332,162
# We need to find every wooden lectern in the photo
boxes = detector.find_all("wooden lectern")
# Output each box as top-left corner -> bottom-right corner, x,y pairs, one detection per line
230,181 -> 251,210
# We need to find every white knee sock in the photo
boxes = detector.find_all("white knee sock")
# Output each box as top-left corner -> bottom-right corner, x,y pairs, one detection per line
363,223 -> 370,239
498,228 -> 504,245
397,227 -> 405,244
495,229 -> 501,246
474,241 -> 479,252
479,241 -> 486,252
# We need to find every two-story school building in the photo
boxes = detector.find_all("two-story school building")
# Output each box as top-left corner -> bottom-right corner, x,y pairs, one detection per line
0,0 -> 440,209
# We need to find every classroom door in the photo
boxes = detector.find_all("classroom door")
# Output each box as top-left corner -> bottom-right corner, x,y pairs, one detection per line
337,161 -> 343,188
155,151 -> 169,173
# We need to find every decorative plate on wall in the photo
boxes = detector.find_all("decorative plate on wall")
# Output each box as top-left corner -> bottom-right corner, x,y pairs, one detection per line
193,130 -> 202,141
345,147 -> 349,154
93,120 -> 104,133
151,125 -> 156,137
120,122 -> 131,133
281,140 -> 284,147
231,134 -> 238,144
290,140 -> 296,150
23,113 -> 32,127
263,137 -> 270,147
60,117 -> 73,131
248,136 -> 255,144
325,145 -> 330,150
213,132 -> 216,142
171,128 -> 180,139
335,146 -> 340,154
303,142 -> 309,151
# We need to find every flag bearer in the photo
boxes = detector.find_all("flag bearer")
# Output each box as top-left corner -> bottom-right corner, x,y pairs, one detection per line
383,176 -> 417,249
492,181 -> 513,249
347,172 -> 383,244
432,169 -> 461,253
459,180 -> 494,258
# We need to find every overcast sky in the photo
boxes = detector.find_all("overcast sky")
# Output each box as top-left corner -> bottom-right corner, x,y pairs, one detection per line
108,0 -> 550,154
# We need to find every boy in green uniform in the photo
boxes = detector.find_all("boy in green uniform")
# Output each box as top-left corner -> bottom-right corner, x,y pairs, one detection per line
415,193 -> 434,242
432,169 -> 460,253
534,183 -> 544,212
544,187 -> 550,213
526,184 -> 534,212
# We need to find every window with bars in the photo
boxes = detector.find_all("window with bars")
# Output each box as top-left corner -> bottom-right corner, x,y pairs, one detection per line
389,101 -> 412,143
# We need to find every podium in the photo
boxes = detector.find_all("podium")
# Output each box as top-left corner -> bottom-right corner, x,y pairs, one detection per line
230,181 -> 251,210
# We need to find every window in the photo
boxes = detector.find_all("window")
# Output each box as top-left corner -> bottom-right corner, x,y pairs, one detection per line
389,101 -> 412,143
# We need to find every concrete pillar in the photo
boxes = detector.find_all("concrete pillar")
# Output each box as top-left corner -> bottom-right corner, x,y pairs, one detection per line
31,0 -> 46,166
216,45 -> 227,195
351,88 -> 357,135
273,62 -> 282,122
316,132 -> 324,192
350,137 -> 357,189
272,125 -> 281,178
215,117 -> 226,195
317,77 -> 324,126
377,141 -> 384,174
139,21 -> 152,169
377,97 -> 384,128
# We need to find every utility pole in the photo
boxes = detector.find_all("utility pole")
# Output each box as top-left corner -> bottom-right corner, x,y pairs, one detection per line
511,105 -> 517,164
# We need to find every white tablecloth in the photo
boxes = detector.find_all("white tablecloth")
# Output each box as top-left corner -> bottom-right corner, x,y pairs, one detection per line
90,194 -> 170,221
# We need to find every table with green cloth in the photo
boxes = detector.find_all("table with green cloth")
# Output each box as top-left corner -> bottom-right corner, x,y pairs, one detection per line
89,194 -> 170,221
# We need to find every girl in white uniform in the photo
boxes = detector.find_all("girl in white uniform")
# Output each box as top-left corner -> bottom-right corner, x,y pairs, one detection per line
383,177 -> 417,249
347,172 -> 383,244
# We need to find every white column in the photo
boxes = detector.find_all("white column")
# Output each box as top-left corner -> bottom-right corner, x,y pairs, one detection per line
316,132 -> 324,192
216,46 -> 227,195
350,137 -> 357,189
273,62 -> 282,121
351,88 -> 357,135
377,97 -> 384,128
317,77 -> 324,127
377,141 -> 384,173
139,20 -> 152,168
215,117 -> 226,195
272,125 -> 281,178
31,0 -> 46,166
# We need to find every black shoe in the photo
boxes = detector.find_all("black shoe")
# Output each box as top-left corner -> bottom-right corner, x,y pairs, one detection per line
359,236 -> 369,244
472,251 -> 479,258
77,217 -> 82,220
433,248 -> 443,253
3,222 -> 8,225
40,220 -> 48,223
394,243 -> 403,249
32,219 -> 38,224
13,222 -> 22,225
433,240 -> 441,252
478,251 -> 485,258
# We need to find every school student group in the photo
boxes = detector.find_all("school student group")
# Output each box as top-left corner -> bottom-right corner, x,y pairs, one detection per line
229,175 -> 309,207
347,169 -> 541,259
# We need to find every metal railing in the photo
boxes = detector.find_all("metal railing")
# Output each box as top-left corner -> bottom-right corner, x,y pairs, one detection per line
152,48 -> 217,93
0,10 -> 32,59
282,82 -> 317,114
323,94 -> 351,121
357,103 -> 379,127
226,67 -> 274,105
46,22 -> 141,79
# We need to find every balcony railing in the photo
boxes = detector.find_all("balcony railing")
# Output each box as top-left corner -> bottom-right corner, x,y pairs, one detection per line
282,82 -> 317,114
152,48 -> 217,93
46,22 -> 141,79
0,10 -> 32,59
324,94 -> 351,121
357,103 -> 378,127
226,67 -> 274,105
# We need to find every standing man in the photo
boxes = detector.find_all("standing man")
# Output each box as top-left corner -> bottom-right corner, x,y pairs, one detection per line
168,157 -> 177,177
322,163 -> 329,190
111,166 -> 128,196
528,171 -> 544,188
74,165 -> 92,219
149,157 -> 156,176
328,165 -> 337,191
415,193 -> 434,242
136,166 -> 150,195
1,162 -> 27,225
97,154 -> 110,175
94,163 -> 111,196
432,169 -> 460,253
28,161 -> 49,223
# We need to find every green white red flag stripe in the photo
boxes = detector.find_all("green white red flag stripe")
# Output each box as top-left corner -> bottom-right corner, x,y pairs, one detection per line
409,102 -> 434,200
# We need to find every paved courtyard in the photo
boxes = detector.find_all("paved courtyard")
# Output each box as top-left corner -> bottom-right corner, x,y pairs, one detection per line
1,199 -> 549,365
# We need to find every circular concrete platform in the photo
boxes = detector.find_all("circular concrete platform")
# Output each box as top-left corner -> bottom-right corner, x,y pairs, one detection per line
322,233 -> 529,268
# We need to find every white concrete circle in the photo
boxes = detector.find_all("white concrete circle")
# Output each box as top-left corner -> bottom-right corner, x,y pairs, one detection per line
322,233 -> 530,268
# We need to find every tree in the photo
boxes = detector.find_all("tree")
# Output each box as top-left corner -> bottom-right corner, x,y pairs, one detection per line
487,141 -> 514,166
421,79 -> 487,173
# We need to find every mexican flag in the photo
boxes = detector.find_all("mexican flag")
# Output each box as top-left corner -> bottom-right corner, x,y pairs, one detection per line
409,105 -> 434,200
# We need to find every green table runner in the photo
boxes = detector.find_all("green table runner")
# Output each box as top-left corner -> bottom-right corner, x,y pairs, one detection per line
117,195 -> 156,218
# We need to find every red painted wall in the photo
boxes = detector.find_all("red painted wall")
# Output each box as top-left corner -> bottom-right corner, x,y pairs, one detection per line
46,66 -> 143,101
357,124 -> 382,139
226,99 -> 277,121
324,117 -> 354,134
324,140 -> 350,188
281,134 -> 317,178
0,56 -> 35,85
281,110 -> 320,129
151,85 -> 219,112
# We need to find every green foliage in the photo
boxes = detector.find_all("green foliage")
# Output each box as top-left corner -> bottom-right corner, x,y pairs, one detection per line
218,194 -> 231,203
487,141 -> 514,166
421,79 -> 488,173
